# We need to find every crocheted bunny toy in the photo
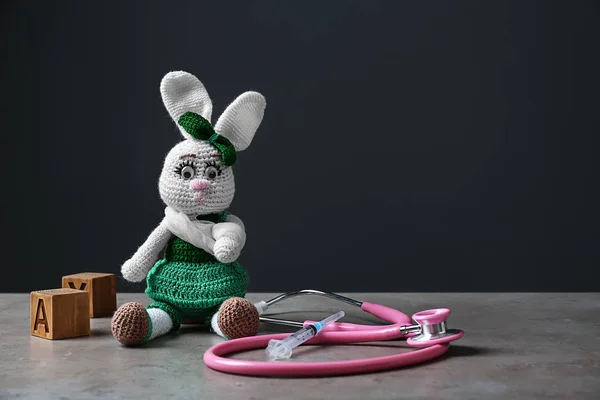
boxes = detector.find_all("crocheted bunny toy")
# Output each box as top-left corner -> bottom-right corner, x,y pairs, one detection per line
111,71 -> 266,346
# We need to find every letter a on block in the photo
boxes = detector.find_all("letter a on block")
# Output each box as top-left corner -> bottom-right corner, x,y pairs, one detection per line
34,298 -> 49,333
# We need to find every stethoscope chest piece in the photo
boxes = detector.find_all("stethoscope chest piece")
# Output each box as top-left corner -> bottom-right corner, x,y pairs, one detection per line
403,308 -> 464,347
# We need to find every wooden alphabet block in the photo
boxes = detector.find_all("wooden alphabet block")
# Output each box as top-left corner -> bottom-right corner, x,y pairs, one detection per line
62,272 -> 117,318
30,288 -> 90,340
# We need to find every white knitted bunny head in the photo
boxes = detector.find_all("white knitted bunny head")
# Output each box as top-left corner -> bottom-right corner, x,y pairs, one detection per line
158,71 -> 266,217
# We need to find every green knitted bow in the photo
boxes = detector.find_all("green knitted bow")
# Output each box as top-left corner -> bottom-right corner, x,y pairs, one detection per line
177,111 -> 237,166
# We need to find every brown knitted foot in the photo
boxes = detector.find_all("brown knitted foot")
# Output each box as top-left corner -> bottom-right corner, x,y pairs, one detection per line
111,302 -> 150,346
217,297 -> 260,339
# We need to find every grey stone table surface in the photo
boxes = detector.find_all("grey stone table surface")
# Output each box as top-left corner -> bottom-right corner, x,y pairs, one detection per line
1,293 -> 599,400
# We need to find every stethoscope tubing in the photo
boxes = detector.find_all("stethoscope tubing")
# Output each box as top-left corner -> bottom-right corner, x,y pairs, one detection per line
203,333 -> 449,377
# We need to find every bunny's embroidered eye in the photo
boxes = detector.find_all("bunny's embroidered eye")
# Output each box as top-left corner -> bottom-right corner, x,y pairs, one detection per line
175,159 -> 197,180
181,166 -> 195,179
204,161 -> 222,180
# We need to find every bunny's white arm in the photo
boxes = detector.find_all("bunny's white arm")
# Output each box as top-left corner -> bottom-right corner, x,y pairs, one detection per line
212,214 -> 247,263
163,207 -> 216,254
162,207 -> 246,263
121,218 -> 172,282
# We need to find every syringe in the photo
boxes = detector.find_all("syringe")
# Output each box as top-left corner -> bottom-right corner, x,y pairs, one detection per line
265,311 -> 345,361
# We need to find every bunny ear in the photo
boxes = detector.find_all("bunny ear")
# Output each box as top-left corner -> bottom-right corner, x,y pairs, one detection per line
214,91 -> 266,152
160,71 -> 213,139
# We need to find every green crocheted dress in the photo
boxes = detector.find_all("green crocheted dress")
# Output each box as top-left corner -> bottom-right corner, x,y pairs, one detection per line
145,211 -> 248,330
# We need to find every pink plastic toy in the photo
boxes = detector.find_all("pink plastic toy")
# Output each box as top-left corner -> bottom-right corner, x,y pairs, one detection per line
203,290 -> 464,377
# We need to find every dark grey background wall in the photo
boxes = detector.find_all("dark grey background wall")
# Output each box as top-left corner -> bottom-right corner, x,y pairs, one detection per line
2,0 -> 599,293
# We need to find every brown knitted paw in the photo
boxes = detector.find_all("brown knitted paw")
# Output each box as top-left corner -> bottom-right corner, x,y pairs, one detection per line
217,297 -> 260,339
111,302 -> 150,346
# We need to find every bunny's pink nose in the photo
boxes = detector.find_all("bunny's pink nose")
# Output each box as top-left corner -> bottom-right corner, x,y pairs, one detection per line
190,179 -> 211,191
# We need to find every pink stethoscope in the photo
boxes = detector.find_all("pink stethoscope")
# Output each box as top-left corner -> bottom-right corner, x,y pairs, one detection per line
204,290 -> 464,377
